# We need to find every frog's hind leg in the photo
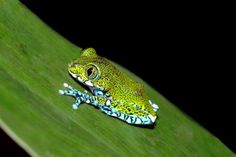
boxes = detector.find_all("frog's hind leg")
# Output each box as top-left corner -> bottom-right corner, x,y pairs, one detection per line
149,100 -> 159,112
96,104 -> 126,121
99,106 -> 142,125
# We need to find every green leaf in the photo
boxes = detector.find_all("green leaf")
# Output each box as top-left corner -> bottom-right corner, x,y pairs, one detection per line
0,0 -> 234,157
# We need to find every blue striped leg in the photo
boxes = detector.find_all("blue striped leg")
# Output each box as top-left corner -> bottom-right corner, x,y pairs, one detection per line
59,83 -> 98,109
58,83 -> 82,97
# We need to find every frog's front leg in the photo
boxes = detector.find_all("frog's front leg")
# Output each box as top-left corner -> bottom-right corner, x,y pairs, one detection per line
59,83 -> 82,97
59,83 -> 99,109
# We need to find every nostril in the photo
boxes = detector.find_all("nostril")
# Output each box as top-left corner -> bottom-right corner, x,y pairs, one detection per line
69,63 -> 76,67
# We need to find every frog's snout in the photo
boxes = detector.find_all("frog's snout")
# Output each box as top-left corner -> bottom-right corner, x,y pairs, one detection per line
68,63 -> 78,75
68,63 -> 75,68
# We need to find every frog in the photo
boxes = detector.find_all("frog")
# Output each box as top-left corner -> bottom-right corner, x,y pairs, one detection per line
59,48 -> 159,125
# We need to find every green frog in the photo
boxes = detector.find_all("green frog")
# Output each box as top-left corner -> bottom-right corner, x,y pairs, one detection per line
59,48 -> 159,125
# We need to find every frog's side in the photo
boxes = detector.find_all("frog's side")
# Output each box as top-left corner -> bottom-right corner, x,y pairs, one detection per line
59,48 -> 159,125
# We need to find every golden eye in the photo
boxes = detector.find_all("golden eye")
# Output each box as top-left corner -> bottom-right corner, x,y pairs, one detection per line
86,64 -> 99,80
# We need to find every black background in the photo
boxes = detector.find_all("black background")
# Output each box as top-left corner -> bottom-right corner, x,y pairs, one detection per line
1,0 -> 235,156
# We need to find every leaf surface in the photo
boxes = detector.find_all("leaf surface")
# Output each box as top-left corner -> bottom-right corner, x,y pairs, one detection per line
0,1 -> 234,157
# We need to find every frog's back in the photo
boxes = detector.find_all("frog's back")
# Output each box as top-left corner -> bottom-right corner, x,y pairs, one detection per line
107,68 -> 156,117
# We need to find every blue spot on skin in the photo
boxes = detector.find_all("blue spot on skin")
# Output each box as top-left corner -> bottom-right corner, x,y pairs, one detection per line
93,100 -> 99,106
76,91 -> 81,96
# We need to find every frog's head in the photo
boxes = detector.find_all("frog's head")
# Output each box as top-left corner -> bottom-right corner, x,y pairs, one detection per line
68,48 -> 114,97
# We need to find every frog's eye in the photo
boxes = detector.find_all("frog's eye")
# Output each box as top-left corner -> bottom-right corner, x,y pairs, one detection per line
86,64 -> 99,80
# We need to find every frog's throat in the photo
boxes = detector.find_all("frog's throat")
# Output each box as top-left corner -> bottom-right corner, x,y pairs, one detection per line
68,71 -> 105,94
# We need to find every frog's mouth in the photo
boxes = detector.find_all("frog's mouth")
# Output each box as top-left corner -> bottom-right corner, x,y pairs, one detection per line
69,71 -> 108,98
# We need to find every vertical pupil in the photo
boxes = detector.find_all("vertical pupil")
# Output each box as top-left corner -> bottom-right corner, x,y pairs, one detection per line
87,67 -> 93,76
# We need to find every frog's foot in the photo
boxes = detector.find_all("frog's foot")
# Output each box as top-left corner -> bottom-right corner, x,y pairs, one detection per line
58,89 -> 77,97
72,97 -> 81,110
58,83 -> 82,97
59,83 -> 99,109
63,82 -> 74,90
149,100 -> 159,112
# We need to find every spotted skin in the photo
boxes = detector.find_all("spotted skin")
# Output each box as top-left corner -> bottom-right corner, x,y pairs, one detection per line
59,48 -> 159,125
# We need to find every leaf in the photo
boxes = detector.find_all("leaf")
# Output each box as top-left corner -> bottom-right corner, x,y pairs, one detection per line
0,0 -> 235,157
